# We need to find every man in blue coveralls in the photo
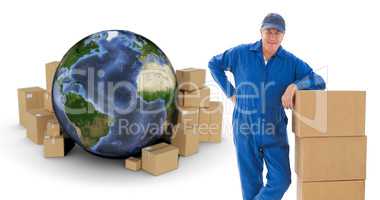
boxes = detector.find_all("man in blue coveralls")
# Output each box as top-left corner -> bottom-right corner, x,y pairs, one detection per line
208,13 -> 326,200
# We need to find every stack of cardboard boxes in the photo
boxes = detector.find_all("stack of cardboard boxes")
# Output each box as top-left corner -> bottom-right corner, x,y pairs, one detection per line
173,68 -> 223,156
173,68 -> 205,157
44,119 -> 75,157
293,91 -> 367,200
17,61 -> 75,157
124,68 -> 225,176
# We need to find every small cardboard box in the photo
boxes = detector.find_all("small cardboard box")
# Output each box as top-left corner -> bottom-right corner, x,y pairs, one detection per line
292,91 -> 366,137
297,180 -> 365,200
43,135 -> 75,158
171,124 -> 199,156
43,92 -> 54,113
176,68 -> 206,91
125,157 -> 142,171
17,87 -> 45,127
45,61 -> 59,95
197,101 -> 223,142
46,119 -> 60,137
177,106 -> 199,127
295,136 -> 367,182
43,136 -> 64,157
177,86 -> 210,108
26,109 -> 55,145
142,143 -> 179,176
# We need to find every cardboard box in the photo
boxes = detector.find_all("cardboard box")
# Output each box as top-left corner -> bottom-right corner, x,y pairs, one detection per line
26,109 -> 55,145
171,124 -> 199,156
198,107 -> 210,142
208,101 -> 223,143
45,61 -> 59,95
176,68 -> 206,91
43,135 -> 75,158
43,136 -> 64,157
43,91 -> 54,113
197,101 -> 223,143
297,180 -> 365,200
17,87 -> 45,127
293,91 -> 366,137
177,106 -> 199,127
142,143 -> 179,176
125,157 -> 142,171
177,86 -> 210,108
295,136 -> 367,182
46,119 -> 60,137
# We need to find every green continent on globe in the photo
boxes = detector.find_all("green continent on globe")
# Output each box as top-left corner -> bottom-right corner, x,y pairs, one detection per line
138,88 -> 176,125
64,92 -> 112,148
139,40 -> 164,61
60,40 -> 99,69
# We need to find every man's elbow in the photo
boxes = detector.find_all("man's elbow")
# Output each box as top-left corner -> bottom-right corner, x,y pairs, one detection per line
315,75 -> 326,90
208,57 -> 218,71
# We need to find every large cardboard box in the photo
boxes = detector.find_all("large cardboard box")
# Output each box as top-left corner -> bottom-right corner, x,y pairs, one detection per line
17,87 -> 45,127
43,135 -> 75,158
177,106 -> 199,127
177,86 -> 210,108
176,68 -> 205,91
297,180 -> 365,200
43,91 -> 54,113
26,109 -> 55,145
142,143 -> 179,176
46,119 -> 60,137
171,124 -> 199,156
45,61 -> 59,95
292,91 -> 366,137
197,101 -> 223,143
295,136 -> 367,182
125,157 -> 142,171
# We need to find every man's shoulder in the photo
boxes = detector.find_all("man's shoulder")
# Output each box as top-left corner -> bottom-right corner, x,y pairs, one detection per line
280,47 -> 301,61
226,43 -> 256,55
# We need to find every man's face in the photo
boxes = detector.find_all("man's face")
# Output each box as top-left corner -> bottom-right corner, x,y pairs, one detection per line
260,28 -> 284,53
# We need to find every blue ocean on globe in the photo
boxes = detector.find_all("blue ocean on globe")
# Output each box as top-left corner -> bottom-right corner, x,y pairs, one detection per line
52,30 -> 177,158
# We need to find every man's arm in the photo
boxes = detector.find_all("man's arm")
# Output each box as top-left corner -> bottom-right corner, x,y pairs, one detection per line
208,48 -> 236,100
282,56 -> 326,109
293,57 -> 326,90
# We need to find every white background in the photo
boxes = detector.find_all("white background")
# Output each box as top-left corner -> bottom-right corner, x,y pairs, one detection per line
1,0 -> 379,199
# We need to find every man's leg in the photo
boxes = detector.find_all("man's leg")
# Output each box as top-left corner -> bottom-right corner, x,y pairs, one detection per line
233,121 -> 264,200
254,145 -> 291,200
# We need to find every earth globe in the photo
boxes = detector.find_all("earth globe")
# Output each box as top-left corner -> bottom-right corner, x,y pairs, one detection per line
52,30 -> 177,159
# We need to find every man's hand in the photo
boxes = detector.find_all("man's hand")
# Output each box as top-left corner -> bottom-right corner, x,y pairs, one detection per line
230,95 -> 236,105
281,84 -> 298,109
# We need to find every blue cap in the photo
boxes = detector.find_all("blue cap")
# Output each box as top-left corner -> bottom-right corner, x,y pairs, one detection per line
261,13 -> 286,33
